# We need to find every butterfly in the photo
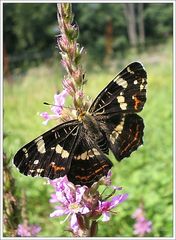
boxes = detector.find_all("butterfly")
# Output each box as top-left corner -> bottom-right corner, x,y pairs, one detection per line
13,62 -> 147,187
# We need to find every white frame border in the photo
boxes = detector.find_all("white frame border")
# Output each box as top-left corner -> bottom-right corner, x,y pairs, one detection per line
1,1 -> 175,240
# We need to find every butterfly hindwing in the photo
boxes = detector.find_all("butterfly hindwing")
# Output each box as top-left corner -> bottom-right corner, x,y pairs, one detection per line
89,62 -> 147,116
67,131 -> 113,186
13,120 -> 81,179
101,113 -> 144,160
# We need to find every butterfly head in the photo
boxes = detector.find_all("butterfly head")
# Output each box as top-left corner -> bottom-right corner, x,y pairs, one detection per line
77,108 -> 86,122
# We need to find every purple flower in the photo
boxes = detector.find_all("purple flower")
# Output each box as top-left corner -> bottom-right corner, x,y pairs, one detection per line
49,173 -> 128,236
132,207 -> 145,220
49,175 -> 68,190
40,90 -> 68,124
132,207 -> 152,236
97,194 -> 128,222
134,218 -> 152,236
40,112 -> 57,125
102,170 -> 112,186
51,90 -> 68,115
49,177 -> 90,233
99,171 -> 123,192
17,223 -> 41,237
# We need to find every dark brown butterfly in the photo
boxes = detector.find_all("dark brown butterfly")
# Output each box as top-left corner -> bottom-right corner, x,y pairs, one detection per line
14,62 -> 147,187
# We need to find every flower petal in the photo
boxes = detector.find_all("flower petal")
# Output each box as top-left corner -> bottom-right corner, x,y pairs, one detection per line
56,191 -> 68,204
75,186 -> 87,203
70,213 -> 79,233
102,212 -> 111,222
40,112 -> 49,120
17,224 -> 41,237
49,193 -> 58,203
40,112 -> 61,125
132,208 -> 144,220
79,206 -> 90,214
99,201 -> 111,211
54,90 -> 68,106
50,208 -> 66,218
109,193 -> 128,209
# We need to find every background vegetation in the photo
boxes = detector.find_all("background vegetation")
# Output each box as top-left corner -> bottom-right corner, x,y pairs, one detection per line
3,2 -> 173,237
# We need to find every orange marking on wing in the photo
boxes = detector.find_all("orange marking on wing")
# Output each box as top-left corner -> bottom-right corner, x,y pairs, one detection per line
50,163 -> 65,172
134,96 -> 141,110
75,164 -> 109,181
121,125 -> 140,154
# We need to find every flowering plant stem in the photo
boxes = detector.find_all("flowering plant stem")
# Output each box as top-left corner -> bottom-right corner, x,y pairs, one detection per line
48,4 -> 128,237
57,3 -> 86,111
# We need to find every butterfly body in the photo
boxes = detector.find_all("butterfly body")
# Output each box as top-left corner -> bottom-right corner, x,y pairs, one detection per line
13,62 -> 147,186
82,113 -> 110,154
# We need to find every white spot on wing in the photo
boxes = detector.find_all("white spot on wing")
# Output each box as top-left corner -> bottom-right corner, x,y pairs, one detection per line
80,151 -> 87,160
140,84 -> 145,91
110,117 -> 125,144
56,145 -> 69,158
115,78 -> 128,88
93,148 -> 100,156
120,103 -> 127,110
34,160 -> 39,165
117,96 -> 125,103
88,150 -> 94,158
22,148 -> 28,158
117,96 -> 127,110
127,66 -> 135,74
36,168 -> 44,173
55,144 -> 62,154
61,150 -> 69,158
35,136 -> 46,154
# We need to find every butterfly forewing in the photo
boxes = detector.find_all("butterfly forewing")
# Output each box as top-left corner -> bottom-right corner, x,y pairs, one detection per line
13,120 -> 81,179
89,62 -> 147,116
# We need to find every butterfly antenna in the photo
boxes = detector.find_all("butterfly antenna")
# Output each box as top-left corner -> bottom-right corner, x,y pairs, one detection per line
43,102 -> 75,110
82,73 -> 86,91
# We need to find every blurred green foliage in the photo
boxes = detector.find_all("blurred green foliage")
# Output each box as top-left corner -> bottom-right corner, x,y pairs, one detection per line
3,3 -> 173,72
4,38 -> 173,237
